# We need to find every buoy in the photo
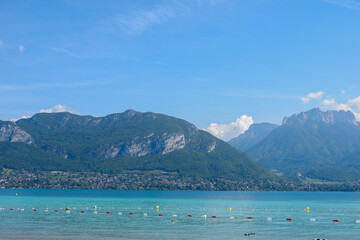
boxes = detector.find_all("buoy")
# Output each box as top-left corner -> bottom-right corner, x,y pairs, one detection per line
106,212 -> 110,214
93,206 -> 97,210
156,205 -> 159,210
118,212 -> 122,215
230,216 -> 235,219
171,219 -> 174,223
16,193 -> 18,196
66,207 -> 70,211
81,211 -> 85,213
355,220 -> 360,224
306,207 -> 310,211
10,208 -> 14,211
55,210 -> 58,212
21,209 -> 24,211
200,215 -> 206,218
159,214 -> 163,216
247,217 -> 253,219
286,218 -> 292,221
188,215 -> 192,217
310,218 -> 316,222
212,216 -> 217,218
45,209 -> 48,212
172,214 -> 177,217
33,209 -> 37,212
267,217 -> 272,221
129,213 -> 134,215
94,211 -> 97,214
229,207 -> 232,211
143,213 -> 148,216
333,219 -> 339,222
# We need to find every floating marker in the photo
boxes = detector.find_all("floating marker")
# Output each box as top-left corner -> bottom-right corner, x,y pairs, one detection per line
10,208 -> 14,211
200,215 -> 206,218
230,216 -> 235,219
287,218 -> 292,221
156,206 -> 159,210
159,214 -> 163,216
81,211 -> 85,213
118,212 -> 122,215
306,207 -> 310,211
188,215 -> 192,217
129,213 -> 134,215
55,210 -> 58,212
94,211 -> 97,214
333,219 -> 339,222
212,216 -> 217,218
106,212 -> 110,214
143,213 -> 148,216
172,214 -> 177,217
310,218 -> 316,222
229,207 -> 232,211
21,209 -> 24,211
247,217 -> 253,219
355,220 -> 360,224
267,217 -> 272,221
33,209 -> 37,212
93,206 -> 97,210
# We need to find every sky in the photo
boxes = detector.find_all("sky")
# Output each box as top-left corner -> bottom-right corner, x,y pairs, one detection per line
1,0 -> 360,141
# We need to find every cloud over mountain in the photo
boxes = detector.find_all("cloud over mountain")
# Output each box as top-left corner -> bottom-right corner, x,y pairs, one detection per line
204,115 -> 253,141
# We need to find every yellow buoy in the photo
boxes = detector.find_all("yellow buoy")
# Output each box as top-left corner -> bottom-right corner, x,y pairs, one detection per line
16,193 -> 18,196
228,207 -> 232,211
306,207 -> 310,211
93,206 -> 97,210
156,205 -> 159,210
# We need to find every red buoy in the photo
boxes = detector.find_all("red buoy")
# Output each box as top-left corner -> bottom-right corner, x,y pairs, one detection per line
81,211 -> 85,213
333,219 -> 339,222
33,209 -> 37,212
247,217 -> 253,219
106,212 -> 110,214
188,215 -> 192,217
55,210 -> 58,212
159,214 -> 163,216
10,208 -> 14,211
287,218 -> 292,221
129,212 -> 134,215
212,216 -> 217,218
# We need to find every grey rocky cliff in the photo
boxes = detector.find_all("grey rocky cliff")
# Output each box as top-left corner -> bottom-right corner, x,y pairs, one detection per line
283,108 -> 358,126
0,121 -> 33,144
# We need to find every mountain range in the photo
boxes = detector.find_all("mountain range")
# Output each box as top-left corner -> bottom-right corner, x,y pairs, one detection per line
0,110 -> 271,182
229,108 -> 360,181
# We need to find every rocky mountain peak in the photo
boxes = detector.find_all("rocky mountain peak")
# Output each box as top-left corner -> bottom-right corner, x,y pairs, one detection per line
282,108 -> 358,126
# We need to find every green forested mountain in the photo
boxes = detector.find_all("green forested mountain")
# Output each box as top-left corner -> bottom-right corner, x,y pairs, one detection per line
247,108 -> 360,181
0,110 -> 272,181
228,123 -> 278,151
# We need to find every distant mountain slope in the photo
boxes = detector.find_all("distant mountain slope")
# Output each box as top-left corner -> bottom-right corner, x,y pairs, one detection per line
228,123 -> 278,151
0,110 -> 272,181
246,108 -> 360,181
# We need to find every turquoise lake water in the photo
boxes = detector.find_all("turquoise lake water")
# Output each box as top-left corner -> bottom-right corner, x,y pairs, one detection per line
0,189 -> 359,240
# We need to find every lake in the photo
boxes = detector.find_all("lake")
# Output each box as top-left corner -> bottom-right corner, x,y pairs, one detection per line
0,189 -> 359,240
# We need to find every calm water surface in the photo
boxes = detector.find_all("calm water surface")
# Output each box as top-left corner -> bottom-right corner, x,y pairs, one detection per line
0,189 -> 359,240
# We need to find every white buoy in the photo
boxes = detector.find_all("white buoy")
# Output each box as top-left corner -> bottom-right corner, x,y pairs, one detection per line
200,215 -> 207,218
355,220 -> 360,224
21,209 -> 24,211
172,214 -> 177,217
143,213 -> 148,216
310,218 -> 316,222
230,216 -> 235,219
94,211 -> 97,214
118,212 -> 122,215
267,217 -> 272,221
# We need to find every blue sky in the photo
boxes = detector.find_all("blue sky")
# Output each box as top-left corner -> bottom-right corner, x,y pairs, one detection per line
1,0 -> 360,140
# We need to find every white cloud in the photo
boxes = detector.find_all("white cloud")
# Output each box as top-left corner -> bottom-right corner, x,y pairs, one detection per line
301,91 -> 324,103
204,115 -> 253,141
40,104 -> 74,114
18,45 -> 25,52
321,0 -> 360,11
320,96 -> 360,121
115,0 -> 220,34
10,116 -> 31,122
